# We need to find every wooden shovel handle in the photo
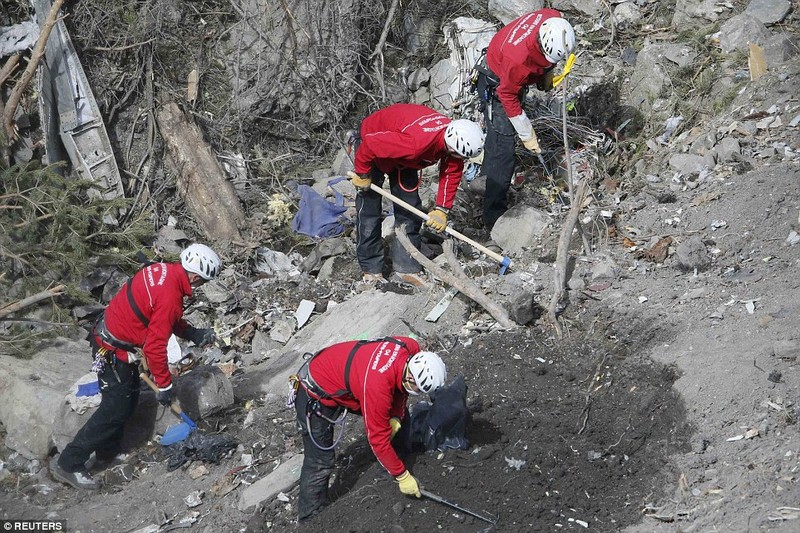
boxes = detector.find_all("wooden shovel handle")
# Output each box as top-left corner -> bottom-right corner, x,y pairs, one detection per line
139,371 -> 184,417
368,184 -> 512,267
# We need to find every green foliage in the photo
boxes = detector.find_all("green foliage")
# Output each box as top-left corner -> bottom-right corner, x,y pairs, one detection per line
0,162 -> 152,279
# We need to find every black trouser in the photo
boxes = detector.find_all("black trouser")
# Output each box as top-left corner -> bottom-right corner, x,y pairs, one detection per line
479,72 -> 519,230
58,357 -> 140,472
355,166 -> 423,275
294,386 -> 413,520
295,387 -> 340,520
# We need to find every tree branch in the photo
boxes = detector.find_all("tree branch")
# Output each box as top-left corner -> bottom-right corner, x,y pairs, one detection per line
395,226 -> 517,329
0,284 -> 66,319
3,0 -> 66,141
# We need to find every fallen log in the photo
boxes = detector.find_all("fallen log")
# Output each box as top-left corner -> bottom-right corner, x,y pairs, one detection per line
0,284 -> 65,319
156,102 -> 245,243
395,226 -> 516,329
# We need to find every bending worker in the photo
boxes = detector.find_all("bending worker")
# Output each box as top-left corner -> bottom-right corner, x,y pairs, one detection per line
291,336 -> 447,520
347,103 -> 484,287
51,244 -> 221,490
478,9 -> 576,229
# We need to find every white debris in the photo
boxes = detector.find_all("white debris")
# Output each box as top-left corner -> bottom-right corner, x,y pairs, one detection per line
504,457 -> 526,470
276,492 -> 290,502
184,490 -> 204,508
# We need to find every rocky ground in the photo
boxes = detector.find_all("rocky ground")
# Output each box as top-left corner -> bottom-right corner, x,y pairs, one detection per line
2,1 -> 800,532
3,78 -> 799,532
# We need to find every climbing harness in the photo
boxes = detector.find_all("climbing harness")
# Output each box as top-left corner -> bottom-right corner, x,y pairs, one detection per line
288,337 -> 409,450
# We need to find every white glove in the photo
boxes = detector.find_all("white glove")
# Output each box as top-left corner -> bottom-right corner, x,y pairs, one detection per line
522,131 -> 541,154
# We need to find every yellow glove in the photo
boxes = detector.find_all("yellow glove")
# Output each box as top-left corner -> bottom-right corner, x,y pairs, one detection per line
396,470 -> 421,498
347,170 -> 372,192
389,417 -> 401,439
425,208 -> 448,233
552,53 -> 576,88
522,131 -> 541,154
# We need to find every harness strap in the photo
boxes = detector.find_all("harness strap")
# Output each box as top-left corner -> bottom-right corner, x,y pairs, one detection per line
94,313 -> 137,352
126,272 -> 150,328
300,337 -> 409,401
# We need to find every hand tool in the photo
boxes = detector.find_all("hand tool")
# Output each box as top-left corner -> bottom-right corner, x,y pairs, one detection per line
420,488 -> 498,525
368,183 -> 512,273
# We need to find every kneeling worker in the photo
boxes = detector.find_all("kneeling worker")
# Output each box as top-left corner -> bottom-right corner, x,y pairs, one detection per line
291,336 -> 447,520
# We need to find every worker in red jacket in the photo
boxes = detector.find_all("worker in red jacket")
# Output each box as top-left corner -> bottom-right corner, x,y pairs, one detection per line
291,336 -> 447,520
479,9 -> 576,229
51,244 -> 221,490
347,103 -> 484,286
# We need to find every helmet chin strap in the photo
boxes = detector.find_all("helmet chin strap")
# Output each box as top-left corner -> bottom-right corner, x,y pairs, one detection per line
404,383 -> 420,396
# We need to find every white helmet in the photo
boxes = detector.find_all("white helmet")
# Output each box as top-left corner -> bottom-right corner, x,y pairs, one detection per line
180,243 -> 221,280
539,17 -> 576,64
407,351 -> 447,394
444,119 -> 485,159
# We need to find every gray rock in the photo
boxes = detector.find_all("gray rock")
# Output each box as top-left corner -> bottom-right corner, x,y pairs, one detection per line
406,67 -> 430,91
745,0 -> 791,25
614,3 -> 643,28
669,153 -> 707,175
628,44 -> 673,113
269,319 -> 295,344
672,0 -> 724,27
490,205 -> 551,254
551,0 -> 602,17
238,454 -> 304,511
590,254 -> 620,281
716,137 -> 741,162
763,33 -> 800,67
719,14 -> 770,54
247,330 -> 281,366
489,0 -> 545,25
675,236 -> 710,271
0,340 -> 87,459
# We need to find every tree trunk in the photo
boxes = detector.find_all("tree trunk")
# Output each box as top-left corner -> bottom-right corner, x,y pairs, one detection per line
156,102 -> 245,243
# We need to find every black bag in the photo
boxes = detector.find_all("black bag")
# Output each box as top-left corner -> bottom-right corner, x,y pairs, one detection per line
410,375 -> 470,451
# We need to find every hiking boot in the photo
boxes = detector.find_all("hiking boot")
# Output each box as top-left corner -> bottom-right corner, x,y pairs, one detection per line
86,452 -> 129,471
51,458 -> 100,490
362,272 -> 387,285
391,272 -> 431,289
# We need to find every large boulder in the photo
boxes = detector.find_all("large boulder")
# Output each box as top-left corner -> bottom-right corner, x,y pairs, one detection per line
0,338 -> 87,459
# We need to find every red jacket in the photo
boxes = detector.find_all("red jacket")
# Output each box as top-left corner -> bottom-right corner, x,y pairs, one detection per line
101,262 -> 191,388
308,336 -> 421,477
354,104 -> 464,210
486,9 -> 561,119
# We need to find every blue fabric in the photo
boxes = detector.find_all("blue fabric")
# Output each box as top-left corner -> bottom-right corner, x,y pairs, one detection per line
76,379 -> 100,397
291,179 -> 350,239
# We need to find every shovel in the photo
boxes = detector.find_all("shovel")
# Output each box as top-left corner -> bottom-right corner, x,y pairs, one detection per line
420,488 -> 498,525
368,183 -> 512,273
139,368 -> 197,446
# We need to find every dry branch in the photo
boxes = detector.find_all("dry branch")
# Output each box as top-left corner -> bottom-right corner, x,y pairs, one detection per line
3,0 -> 65,141
395,226 -> 516,329
546,178 -> 589,336
0,284 -> 65,319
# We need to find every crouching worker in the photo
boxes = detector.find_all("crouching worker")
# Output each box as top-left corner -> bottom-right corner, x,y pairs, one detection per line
290,336 -> 447,521
51,244 -> 221,490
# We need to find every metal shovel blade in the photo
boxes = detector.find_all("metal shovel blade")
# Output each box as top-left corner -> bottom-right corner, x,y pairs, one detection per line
160,422 -> 193,446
